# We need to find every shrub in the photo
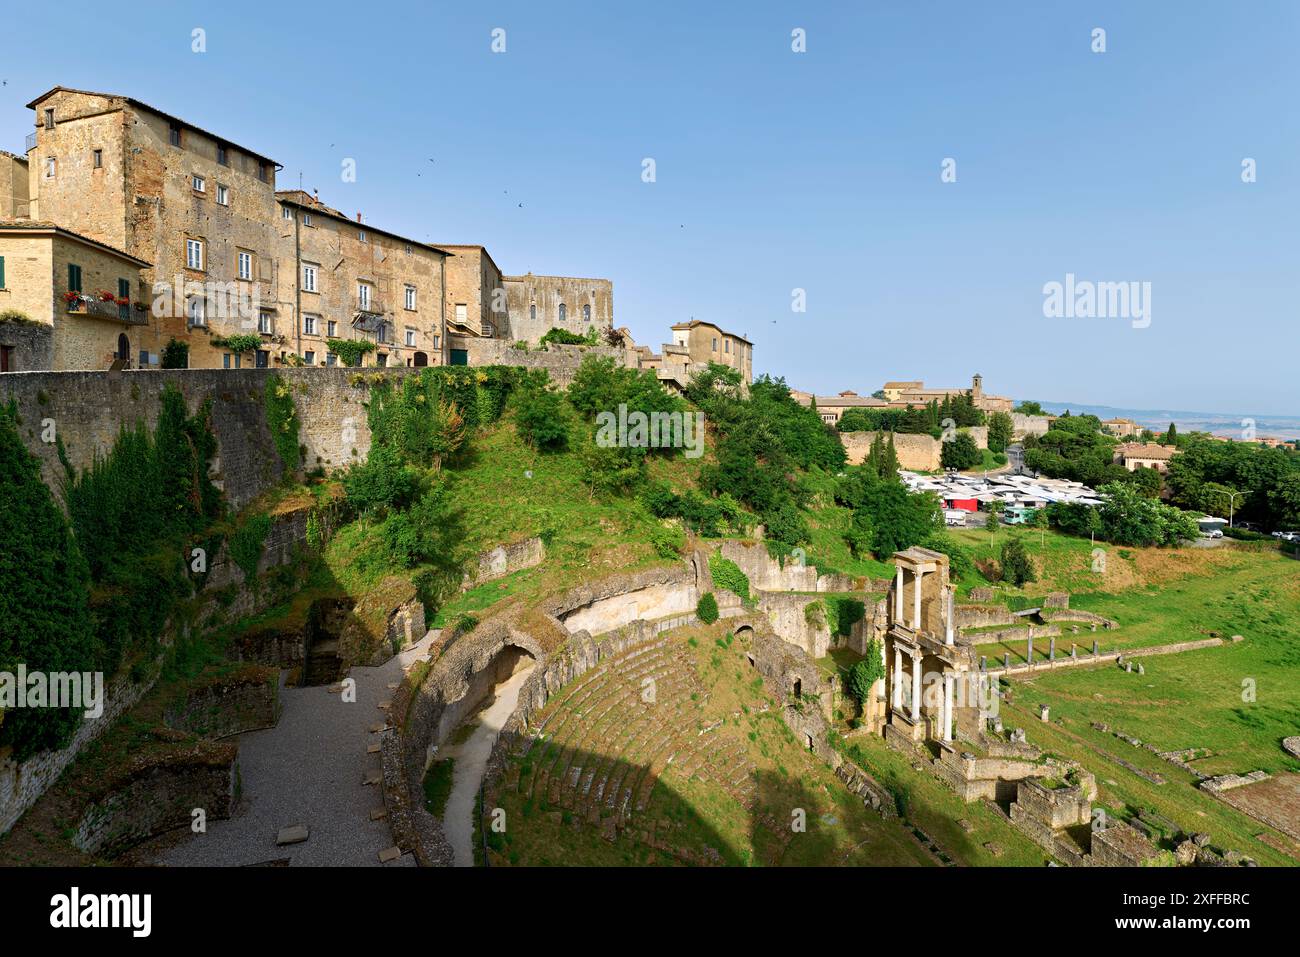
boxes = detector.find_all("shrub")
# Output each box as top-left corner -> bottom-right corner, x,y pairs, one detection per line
264,374 -> 300,471
342,444 -> 420,513
940,432 -> 982,470
847,643 -> 885,705
229,513 -> 272,581
161,337 -> 190,369
696,592 -> 719,624
513,383 -> 568,450
649,522 -> 685,559
1000,536 -> 1037,587
708,554 -> 750,602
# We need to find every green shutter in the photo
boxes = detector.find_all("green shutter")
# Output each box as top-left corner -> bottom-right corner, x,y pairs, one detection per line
68,263 -> 82,292
118,278 -> 130,298
0,255 -> 5,289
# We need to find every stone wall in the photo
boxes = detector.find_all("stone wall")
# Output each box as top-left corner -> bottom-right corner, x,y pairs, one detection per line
451,334 -> 633,387
840,431 -> 941,471
463,537 -> 546,589
503,274 -> 613,345
164,666 -> 280,739
0,317 -> 53,372
1011,413 -> 1053,439
0,366 -> 408,510
71,740 -> 238,858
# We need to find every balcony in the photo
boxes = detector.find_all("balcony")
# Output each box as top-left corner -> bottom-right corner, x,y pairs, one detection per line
65,295 -> 149,326
354,294 -> 386,317
25,131 -> 37,152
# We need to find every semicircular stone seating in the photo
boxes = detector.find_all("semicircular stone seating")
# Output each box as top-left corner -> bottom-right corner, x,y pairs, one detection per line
515,632 -> 758,831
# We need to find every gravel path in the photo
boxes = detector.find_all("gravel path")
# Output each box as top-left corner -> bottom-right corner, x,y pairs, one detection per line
155,634 -> 435,867
439,664 -> 535,867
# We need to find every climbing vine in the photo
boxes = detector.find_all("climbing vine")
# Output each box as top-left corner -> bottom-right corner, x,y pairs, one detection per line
264,373 -> 300,471
708,554 -> 751,603
229,513 -> 272,581
326,338 -> 376,367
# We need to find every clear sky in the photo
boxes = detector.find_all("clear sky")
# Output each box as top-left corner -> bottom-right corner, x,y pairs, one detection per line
3,1 -> 1296,414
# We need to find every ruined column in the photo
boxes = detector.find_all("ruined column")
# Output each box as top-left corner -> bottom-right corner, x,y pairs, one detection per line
1004,651 -> 1010,670
912,567 -> 923,631
894,565 -> 904,621
1071,643 -> 1077,659
942,672 -> 954,742
945,586 -> 955,646
1049,637 -> 1056,660
910,652 -> 921,724
1092,639 -> 1098,656
1027,635 -> 1034,666
892,646 -> 903,710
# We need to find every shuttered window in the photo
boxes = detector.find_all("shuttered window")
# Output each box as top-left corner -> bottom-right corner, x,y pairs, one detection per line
0,256 -> 5,288
68,263 -> 82,292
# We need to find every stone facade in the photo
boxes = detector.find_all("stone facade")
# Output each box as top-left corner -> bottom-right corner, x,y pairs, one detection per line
0,150 -> 29,218
0,223 -> 151,370
503,273 -> 613,345
666,319 -> 752,382
438,244 -> 505,339
276,190 -> 447,369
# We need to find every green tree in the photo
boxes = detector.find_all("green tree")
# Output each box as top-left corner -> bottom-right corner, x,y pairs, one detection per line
696,592 -> 719,624
941,432 -> 981,471
985,500 -> 1005,544
1015,401 -> 1044,416
999,536 -> 1037,586
847,642 -> 885,707
987,411 -> 1013,454
0,405 -> 98,759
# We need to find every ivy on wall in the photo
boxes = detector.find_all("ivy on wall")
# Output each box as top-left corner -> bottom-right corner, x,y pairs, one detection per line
264,373 -> 301,472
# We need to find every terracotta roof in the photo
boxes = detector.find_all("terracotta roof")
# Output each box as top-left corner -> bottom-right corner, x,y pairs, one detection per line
25,86 -> 280,167
669,319 -> 752,344
1115,443 -> 1177,460
0,220 -> 151,267
275,191 -> 449,257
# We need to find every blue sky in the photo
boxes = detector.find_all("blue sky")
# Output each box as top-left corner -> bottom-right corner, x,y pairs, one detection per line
3,1 -> 1296,414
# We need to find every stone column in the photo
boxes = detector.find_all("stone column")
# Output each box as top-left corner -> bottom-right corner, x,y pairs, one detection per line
910,652 -> 921,724
1049,637 -> 1056,660
942,672 -> 954,742
1027,635 -> 1034,666
912,568 -> 923,631
894,565 -> 904,621
1092,639 -> 1098,656
892,646 -> 903,710
945,586 -> 954,646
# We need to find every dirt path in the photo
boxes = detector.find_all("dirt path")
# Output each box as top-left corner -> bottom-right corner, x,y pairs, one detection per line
443,665 -> 535,867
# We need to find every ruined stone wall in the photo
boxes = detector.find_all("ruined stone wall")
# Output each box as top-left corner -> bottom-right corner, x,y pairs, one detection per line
164,666 -> 280,739
462,537 -> 546,589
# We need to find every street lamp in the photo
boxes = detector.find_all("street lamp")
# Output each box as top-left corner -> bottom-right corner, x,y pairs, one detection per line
1224,489 -> 1251,529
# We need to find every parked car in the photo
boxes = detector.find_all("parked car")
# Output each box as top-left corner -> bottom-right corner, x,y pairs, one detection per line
1199,529 -> 1223,539
1272,530 -> 1300,542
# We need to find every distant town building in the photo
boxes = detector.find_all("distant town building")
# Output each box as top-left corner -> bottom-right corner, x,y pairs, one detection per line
1113,443 -> 1178,472
793,390 -> 889,425
1103,417 -> 1142,438
880,374 -> 1013,413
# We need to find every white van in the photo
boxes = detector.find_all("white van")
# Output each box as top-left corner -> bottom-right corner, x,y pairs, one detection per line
944,509 -> 968,527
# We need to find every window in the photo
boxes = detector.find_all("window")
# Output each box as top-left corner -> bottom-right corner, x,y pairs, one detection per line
558,303 -> 566,323
405,328 -> 416,347
0,256 -> 5,289
433,334 -> 441,349
724,339 -> 730,354
405,285 -> 417,310
67,263 -> 82,293
529,302 -> 536,322
357,283 -> 371,309
325,353 -> 337,366
217,184 -> 229,206
282,206 -> 292,220
117,278 -> 131,319
301,263 -> 318,292
93,149 -> 103,169
258,162 -> 269,183
711,337 -> 718,351
223,352 -> 243,369
237,251 -> 253,280
326,319 -> 337,337
43,108 -> 54,128
358,229 -> 367,243
304,350 -> 316,364
455,303 -> 467,325
302,212 -> 313,226
45,157 -> 56,178
404,244 -> 412,256
217,143 -> 228,166
169,123 -> 182,147
187,296 -> 205,326
192,174 -> 206,193
303,315 -> 317,335
256,350 -> 269,368
583,304 -> 591,322
258,312 -> 272,334
186,238 -> 204,270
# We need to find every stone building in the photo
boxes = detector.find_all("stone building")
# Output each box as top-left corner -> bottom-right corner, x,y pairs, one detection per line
22,86 -> 284,369
881,374 -> 1013,414
793,389 -> 889,426
437,244 -> 506,340
1113,442 -> 1177,472
502,273 -> 613,344
275,190 -> 448,369
0,151 -> 30,219
0,222 -> 151,371
667,320 -> 752,382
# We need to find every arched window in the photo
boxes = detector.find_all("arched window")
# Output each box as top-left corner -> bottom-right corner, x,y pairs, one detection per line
583,304 -> 591,322
117,333 -> 130,364
529,302 -> 536,322
558,303 -> 566,323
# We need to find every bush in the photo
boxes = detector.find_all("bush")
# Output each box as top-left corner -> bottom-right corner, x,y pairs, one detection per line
708,554 -> 750,602
229,513 -> 272,581
941,432 -> 982,470
648,522 -> 685,559
513,383 -> 568,450
696,592 -> 719,624
342,444 -> 420,513
160,338 -> 190,369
